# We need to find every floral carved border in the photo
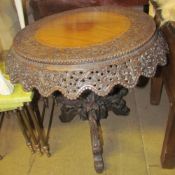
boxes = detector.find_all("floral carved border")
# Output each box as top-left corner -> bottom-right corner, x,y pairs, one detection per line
6,32 -> 168,100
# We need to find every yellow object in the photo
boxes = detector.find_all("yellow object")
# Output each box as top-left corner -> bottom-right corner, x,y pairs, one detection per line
149,1 -> 155,17
0,103 -> 23,112
35,11 -> 131,48
0,84 -> 33,104
149,0 -> 175,24
0,61 -> 33,111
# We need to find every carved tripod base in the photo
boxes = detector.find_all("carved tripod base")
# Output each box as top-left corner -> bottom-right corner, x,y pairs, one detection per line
56,87 -> 130,173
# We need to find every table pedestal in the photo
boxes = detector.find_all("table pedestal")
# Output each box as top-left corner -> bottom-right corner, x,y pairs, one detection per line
56,86 -> 130,172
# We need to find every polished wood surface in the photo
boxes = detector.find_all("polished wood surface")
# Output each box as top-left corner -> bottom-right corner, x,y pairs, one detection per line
35,11 -> 130,48
13,6 -> 155,66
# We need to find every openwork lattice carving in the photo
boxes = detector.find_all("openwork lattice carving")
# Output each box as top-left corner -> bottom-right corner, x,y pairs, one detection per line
6,31 -> 168,100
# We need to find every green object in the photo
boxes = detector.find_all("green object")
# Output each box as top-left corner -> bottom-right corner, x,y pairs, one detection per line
0,61 -> 33,111
0,103 -> 23,112
0,84 -> 33,103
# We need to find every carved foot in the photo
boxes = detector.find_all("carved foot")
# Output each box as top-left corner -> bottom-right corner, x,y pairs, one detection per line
55,87 -> 130,173
110,98 -> 130,115
94,154 -> 104,173
89,110 -> 104,173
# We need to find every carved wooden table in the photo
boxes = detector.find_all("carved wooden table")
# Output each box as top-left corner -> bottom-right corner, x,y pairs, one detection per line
6,6 -> 168,173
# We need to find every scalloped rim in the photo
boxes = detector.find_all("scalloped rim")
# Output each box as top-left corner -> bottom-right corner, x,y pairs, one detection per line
10,61 -> 166,100
6,31 -> 168,100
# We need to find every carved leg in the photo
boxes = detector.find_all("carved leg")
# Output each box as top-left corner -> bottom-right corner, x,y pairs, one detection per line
56,95 -> 81,122
106,87 -> 130,116
89,110 -> 104,173
59,104 -> 78,122
150,76 -> 163,105
85,92 -> 104,173
55,87 -> 130,173
161,103 -> 175,168
58,86 -> 130,123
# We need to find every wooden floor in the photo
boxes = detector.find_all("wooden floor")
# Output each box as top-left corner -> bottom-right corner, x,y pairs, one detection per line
0,82 -> 175,175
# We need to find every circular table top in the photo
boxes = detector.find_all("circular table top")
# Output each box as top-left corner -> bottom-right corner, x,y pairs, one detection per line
7,6 -> 168,99
13,6 -> 156,67
35,11 -> 131,48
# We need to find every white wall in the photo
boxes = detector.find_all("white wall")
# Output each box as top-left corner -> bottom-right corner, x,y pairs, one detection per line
0,0 -> 20,50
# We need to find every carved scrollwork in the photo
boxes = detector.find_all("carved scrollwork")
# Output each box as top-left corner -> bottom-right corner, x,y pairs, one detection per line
55,89 -> 130,173
56,87 -> 129,122
6,31 -> 168,100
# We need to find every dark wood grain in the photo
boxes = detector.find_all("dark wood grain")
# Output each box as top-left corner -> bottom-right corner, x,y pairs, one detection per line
150,69 -> 163,105
161,23 -> 175,168
150,0 -> 175,168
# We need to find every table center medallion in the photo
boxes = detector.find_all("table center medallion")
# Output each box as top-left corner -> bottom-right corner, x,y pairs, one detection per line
35,11 -> 131,48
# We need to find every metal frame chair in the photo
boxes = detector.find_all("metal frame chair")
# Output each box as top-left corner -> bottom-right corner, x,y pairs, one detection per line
0,59 -> 50,159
